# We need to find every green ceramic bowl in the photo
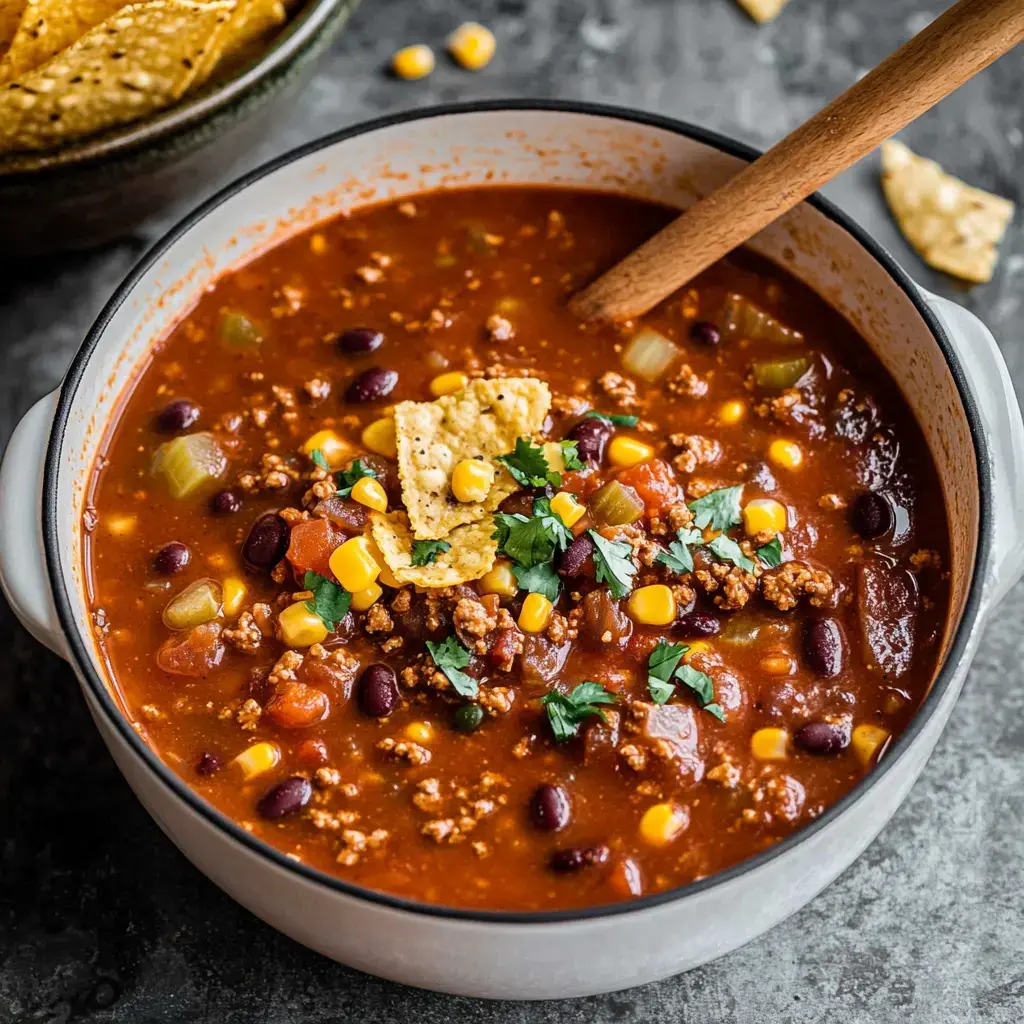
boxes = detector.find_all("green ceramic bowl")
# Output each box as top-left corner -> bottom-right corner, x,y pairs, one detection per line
0,0 -> 360,255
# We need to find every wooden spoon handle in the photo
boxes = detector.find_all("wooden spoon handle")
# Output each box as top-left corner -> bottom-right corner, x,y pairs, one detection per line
570,0 -> 1024,322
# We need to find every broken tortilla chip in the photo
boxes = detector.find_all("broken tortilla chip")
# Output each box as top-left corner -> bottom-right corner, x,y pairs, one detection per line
881,139 -> 1015,284
737,0 -> 789,23
189,0 -> 284,88
0,1 -> 27,60
394,377 -> 551,541
370,511 -> 498,588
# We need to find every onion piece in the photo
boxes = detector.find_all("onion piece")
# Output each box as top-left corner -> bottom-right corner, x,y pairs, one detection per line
589,480 -> 645,526
622,327 -> 680,382
720,294 -> 803,344
163,578 -> 223,630
152,432 -> 227,499
752,356 -> 810,390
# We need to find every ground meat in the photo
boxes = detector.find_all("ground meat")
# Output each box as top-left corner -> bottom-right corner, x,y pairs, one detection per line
400,660 -> 451,693
478,686 -> 515,716
236,698 -> 262,731
818,492 -> 846,511
669,433 -> 722,474
650,502 -> 696,536
551,393 -> 589,418
619,743 -> 648,772
485,314 -> 514,341
545,612 -> 569,645
706,756 -> 741,788
412,778 -> 445,813
308,807 -> 360,831
376,738 -> 431,765
267,649 -> 303,687
314,767 -> 341,789
453,596 -> 499,651
754,387 -> 816,426
390,588 -> 413,614
760,562 -> 835,610
694,564 -> 758,610
666,364 -> 708,398
364,604 -> 394,635
303,479 -> 336,507
303,377 -> 331,402
337,828 -> 388,866
670,581 -> 697,609
223,611 -> 263,654
910,549 -> 941,571
237,453 -> 301,493
597,371 -> 641,410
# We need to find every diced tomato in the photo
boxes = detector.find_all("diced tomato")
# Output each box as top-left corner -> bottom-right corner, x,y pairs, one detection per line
615,459 -> 679,514
286,518 -> 345,579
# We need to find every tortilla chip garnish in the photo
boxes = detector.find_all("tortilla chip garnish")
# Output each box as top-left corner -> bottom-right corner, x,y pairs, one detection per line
881,139 -> 1015,284
0,1 -> 27,60
370,512 -> 498,589
394,377 -> 551,541
737,0 -> 789,23
0,0 -> 235,153
189,0 -> 284,88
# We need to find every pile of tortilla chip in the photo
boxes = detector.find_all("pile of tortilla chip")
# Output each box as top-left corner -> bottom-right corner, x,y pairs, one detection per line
0,0 -> 292,153
371,377 -> 552,588
881,140 -> 1015,285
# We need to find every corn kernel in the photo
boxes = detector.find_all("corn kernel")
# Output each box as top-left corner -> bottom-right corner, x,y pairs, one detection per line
107,514 -> 137,536
518,592 -> 553,633
392,43 -> 435,80
366,537 -> 401,589
742,498 -> 787,536
542,440 -> 566,474
608,435 -> 654,468
759,653 -> 795,676
361,417 -> 397,458
328,536 -> 381,593
451,458 -> 495,503
851,723 -> 890,767
429,370 -> 469,397
479,559 -> 518,598
405,721 -> 434,744
232,741 -> 280,781
639,802 -> 688,847
719,399 -> 746,425
550,491 -> 586,528
683,640 -> 712,662
309,233 -> 328,255
627,584 -> 676,626
350,582 -> 383,612
302,429 -> 354,469
768,438 -> 803,471
278,601 -> 329,647
751,727 -> 789,761
222,577 -> 246,618
447,21 -> 496,71
351,475 -> 388,512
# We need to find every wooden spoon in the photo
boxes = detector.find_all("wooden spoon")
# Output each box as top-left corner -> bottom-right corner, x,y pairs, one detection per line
570,0 -> 1024,323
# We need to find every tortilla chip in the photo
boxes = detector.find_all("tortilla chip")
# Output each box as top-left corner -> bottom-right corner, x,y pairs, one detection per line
0,1 -> 27,60
370,511 -> 498,588
189,0 -> 283,87
881,140 -> 1015,284
0,1 -> 133,84
737,0 -> 789,23
394,377 -> 551,541
0,0 -> 235,153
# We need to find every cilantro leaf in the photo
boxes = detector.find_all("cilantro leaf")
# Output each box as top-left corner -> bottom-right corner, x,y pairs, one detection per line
706,533 -> 755,572
492,498 -> 571,569
334,459 -> 378,499
303,570 -> 351,631
584,410 -> 639,427
495,437 -> 560,488
426,635 -> 478,698
531,496 -> 574,552
411,539 -> 451,566
689,485 -> 744,532
512,561 -> 562,601
647,640 -> 689,704
654,528 -> 705,575
559,440 -> 585,472
587,530 -> 637,599
310,448 -> 331,472
703,702 -> 726,723
676,663 -> 725,721
541,681 -> 618,742
757,535 -> 784,568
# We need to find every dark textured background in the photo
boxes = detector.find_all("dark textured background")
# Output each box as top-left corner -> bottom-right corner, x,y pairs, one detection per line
2,1 -> 1023,1021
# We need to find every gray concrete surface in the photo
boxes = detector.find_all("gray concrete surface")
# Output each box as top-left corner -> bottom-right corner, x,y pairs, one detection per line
1,0 -> 1023,1020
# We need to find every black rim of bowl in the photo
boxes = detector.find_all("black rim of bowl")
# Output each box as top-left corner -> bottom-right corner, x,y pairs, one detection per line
43,99 -> 993,926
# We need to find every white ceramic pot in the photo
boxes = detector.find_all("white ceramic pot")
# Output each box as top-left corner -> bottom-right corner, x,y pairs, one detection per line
2,103 -> 1023,1000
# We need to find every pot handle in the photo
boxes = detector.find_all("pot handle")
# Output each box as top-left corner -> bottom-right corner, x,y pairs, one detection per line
0,390 -> 67,658
922,291 -> 1024,607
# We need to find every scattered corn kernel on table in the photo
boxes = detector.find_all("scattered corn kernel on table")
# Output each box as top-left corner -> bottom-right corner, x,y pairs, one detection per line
3,0 -> 1024,1021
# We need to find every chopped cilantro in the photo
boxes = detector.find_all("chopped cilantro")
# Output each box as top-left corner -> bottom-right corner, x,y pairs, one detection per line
334,459 -> 378,499
303,570 -> 351,631
310,448 -> 331,472
411,539 -> 451,566
512,561 -> 562,601
688,484 -> 744,532
588,530 -> 637,599
541,681 -> 618,742
676,663 -> 725,721
584,410 -> 640,428
654,528 -> 705,575
495,437 -> 561,488
703,702 -> 726,723
647,640 -> 689,704
531,496 -> 574,551
757,535 -> 784,568
706,533 -> 755,572
426,635 -> 478,698
559,440 -> 585,472
492,497 -> 571,569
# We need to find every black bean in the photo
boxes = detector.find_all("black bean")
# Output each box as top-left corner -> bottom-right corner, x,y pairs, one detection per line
802,617 -> 845,677
794,720 -> 850,755
210,489 -> 242,515
242,512 -> 290,572
676,611 -> 720,637
690,320 -> 721,346
550,844 -> 610,873
567,417 -> 613,466
257,776 -> 312,820
358,664 -> 399,718
530,783 -> 571,832
559,533 -> 595,577
346,367 -> 398,403
155,398 -> 200,433
850,491 -> 894,540
339,327 -> 385,354
453,702 -> 484,733
153,541 -> 190,575
195,751 -> 221,776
